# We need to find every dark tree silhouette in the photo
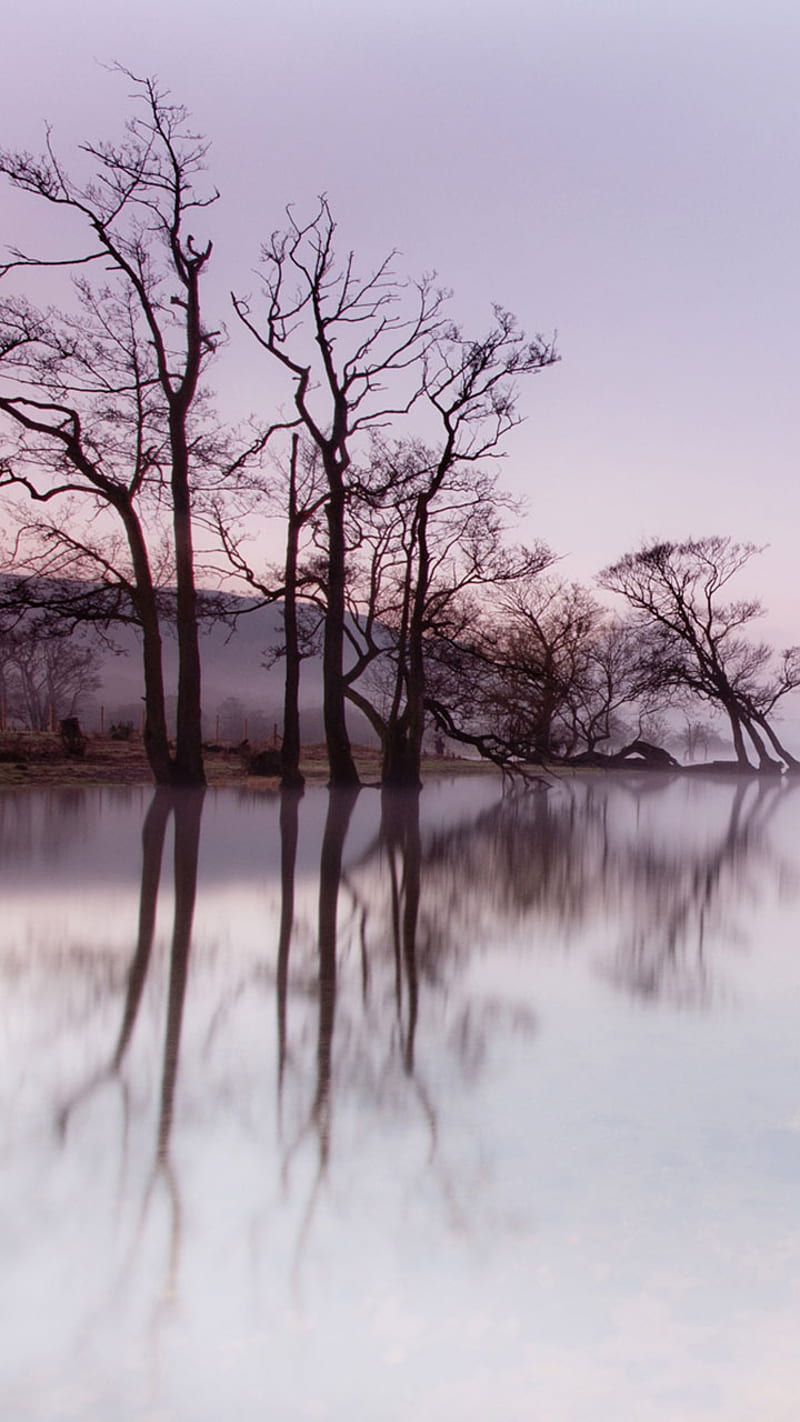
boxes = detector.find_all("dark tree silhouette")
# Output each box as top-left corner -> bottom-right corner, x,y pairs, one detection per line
0,72 -> 223,784
340,303 -> 557,788
233,200 -> 445,787
600,537 -> 800,772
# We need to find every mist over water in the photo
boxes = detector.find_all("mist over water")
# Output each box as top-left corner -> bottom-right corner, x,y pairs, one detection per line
2,774 -> 800,1420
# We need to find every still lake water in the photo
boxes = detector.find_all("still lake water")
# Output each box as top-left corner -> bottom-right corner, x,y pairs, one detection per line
2,773 -> 800,1421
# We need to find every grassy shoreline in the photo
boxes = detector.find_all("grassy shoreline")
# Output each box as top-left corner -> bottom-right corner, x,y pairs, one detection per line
0,731 -> 499,789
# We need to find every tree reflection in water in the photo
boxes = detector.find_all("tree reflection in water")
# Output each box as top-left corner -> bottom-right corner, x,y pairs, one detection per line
603,777 -> 794,1004
147,789 -> 205,1316
276,786 -> 302,1101
2,772 -> 800,1417
50,788 -> 205,1328
54,790 -> 172,1138
40,776 -> 800,1236
409,774 -> 798,1006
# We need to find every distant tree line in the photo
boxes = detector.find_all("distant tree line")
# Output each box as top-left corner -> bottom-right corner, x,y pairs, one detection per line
0,72 -> 797,784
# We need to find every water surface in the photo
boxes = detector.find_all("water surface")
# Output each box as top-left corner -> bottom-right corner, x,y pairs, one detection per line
2,774 -> 800,1420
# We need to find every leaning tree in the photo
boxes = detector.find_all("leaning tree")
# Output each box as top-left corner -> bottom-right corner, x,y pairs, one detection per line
600,537 -> 800,771
340,442 -> 555,782
375,312 -> 558,786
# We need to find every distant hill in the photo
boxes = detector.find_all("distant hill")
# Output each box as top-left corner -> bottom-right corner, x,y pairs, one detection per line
1,580 -> 378,744
95,595 -> 383,744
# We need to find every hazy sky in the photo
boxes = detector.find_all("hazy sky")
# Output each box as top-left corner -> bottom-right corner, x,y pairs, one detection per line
3,0 -> 799,636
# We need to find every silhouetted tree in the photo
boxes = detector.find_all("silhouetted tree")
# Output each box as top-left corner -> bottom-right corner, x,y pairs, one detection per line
470,577 -> 607,759
212,433 -> 327,788
351,306 -> 557,787
342,447 -> 554,781
0,71 -> 224,784
600,537 -> 800,771
234,200 -> 445,787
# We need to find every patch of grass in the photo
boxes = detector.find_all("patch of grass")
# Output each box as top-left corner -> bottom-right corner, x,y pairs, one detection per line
0,732 -> 492,789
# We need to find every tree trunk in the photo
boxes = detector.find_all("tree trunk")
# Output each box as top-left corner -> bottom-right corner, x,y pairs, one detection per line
280,436 -> 304,789
751,710 -> 800,772
322,486 -> 359,787
724,702 -> 752,768
382,716 -> 422,789
170,421 -> 206,786
122,505 -> 173,785
742,713 -> 784,773
383,495 -> 427,789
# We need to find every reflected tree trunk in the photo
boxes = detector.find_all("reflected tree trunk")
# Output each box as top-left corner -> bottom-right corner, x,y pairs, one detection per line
56,788 -> 172,1136
314,788 -> 359,1168
380,788 -> 422,1072
141,788 -> 204,1320
157,790 -> 205,1163
287,786 -> 359,1276
113,789 -> 172,1069
277,787 -> 303,1100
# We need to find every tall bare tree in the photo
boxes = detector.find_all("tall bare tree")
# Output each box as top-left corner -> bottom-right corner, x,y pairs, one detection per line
0,70 -> 221,784
211,433 -> 327,788
233,199 -> 446,786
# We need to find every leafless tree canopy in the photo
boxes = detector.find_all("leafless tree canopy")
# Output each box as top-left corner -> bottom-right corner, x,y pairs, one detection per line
0,70 -> 224,784
1,74 -> 798,785
600,537 -> 800,771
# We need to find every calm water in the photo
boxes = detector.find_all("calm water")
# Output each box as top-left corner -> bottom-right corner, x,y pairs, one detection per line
2,774 -> 800,1421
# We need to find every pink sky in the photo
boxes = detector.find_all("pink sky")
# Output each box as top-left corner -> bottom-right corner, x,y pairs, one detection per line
3,0 -> 799,640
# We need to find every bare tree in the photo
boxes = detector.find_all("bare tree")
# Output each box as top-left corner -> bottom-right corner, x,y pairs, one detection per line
349,470 -> 555,779
335,308 -> 558,786
383,314 -> 558,785
479,577 -> 605,759
211,433 -> 328,788
420,577 -> 652,768
0,70 -> 223,784
600,537 -> 800,771
233,199 -> 448,786
0,612 -> 101,729
675,715 -> 728,763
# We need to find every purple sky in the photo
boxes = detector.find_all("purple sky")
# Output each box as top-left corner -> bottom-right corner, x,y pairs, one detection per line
3,0 -> 799,639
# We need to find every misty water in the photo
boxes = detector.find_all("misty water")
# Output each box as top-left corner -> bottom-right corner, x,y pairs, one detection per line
2,773 -> 800,1421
